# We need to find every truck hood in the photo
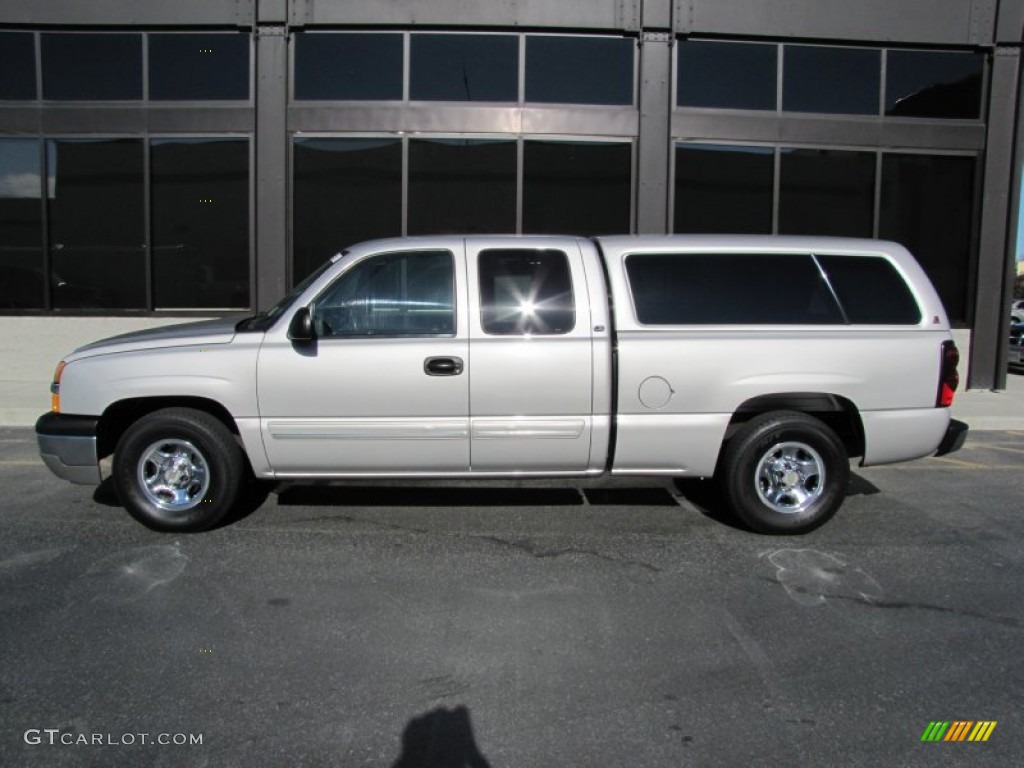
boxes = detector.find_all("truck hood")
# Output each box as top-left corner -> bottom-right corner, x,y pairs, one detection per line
68,317 -> 243,360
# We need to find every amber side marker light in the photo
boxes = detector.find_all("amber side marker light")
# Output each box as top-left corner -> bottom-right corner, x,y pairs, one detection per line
50,361 -> 66,413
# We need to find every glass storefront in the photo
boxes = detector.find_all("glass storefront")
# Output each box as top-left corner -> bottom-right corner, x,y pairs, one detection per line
0,28 -> 986,327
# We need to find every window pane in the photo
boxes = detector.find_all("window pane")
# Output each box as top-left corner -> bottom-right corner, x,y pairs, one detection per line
674,144 -> 773,234
312,251 -> 454,337
523,141 -> 631,235
479,249 -> 575,335
526,36 -> 634,105
294,33 -> 402,100
292,138 -> 402,284
677,41 -> 776,110
879,154 -> 976,325
151,139 -> 249,309
47,139 -> 145,309
149,33 -> 250,101
625,253 -> 843,325
779,149 -> 875,237
783,45 -> 880,115
408,139 -> 516,235
0,140 -> 43,309
0,32 -> 36,100
410,34 -> 517,102
42,33 -> 142,101
885,50 -> 983,119
816,255 -> 921,324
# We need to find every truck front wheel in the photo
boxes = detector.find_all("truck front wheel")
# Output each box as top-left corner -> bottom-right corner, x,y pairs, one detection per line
112,408 -> 245,532
719,411 -> 849,534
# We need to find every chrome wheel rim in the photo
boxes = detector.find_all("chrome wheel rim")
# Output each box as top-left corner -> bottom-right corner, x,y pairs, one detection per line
137,439 -> 210,512
755,441 -> 825,514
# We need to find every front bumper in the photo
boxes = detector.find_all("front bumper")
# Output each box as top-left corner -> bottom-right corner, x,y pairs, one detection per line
35,412 -> 101,485
934,418 -> 968,457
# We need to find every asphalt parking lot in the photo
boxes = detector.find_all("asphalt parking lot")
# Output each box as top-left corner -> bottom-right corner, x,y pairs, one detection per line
1,427 -> 1022,767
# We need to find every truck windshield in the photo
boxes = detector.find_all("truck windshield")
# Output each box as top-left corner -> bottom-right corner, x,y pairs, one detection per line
235,257 -> 338,333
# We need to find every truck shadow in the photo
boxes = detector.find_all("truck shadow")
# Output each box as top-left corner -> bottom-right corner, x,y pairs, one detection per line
674,472 -> 882,532
91,476 -> 275,530
277,485 -> 585,507
276,484 -> 680,508
392,704 -> 492,768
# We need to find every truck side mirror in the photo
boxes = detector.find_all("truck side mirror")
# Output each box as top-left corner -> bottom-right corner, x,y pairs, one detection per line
288,306 -> 316,343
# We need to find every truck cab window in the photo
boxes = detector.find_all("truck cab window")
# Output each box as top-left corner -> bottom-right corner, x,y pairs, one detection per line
478,249 -> 575,335
311,250 -> 455,337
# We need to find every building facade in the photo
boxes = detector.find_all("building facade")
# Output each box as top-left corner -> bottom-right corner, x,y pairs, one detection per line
0,0 -> 1021,388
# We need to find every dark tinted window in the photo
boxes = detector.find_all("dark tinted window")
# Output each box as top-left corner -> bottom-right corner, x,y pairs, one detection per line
526,36 -> 634,105
779,149 -> 875,237
479,249 -> 575,335
149,33 -> 250,101
410,34 -> 518,102
313,251 -> 454,337
408,139 -> 516,235
292,138 -> 402,284
0,139 -> 43,309
46,139 -> 145,309
676,41 -> 776,110
879,153 -> 976,325
817,255 -> 921,324
151,139 -> 249,309
885,50 -> 983,119
42,33 -> 142,100
675,144 -> 774,234
523,141 -> 631,235
0,32 -> 36,100
626,253 -> 843,325
294,33 -> 402,100
783,45 -> 880,115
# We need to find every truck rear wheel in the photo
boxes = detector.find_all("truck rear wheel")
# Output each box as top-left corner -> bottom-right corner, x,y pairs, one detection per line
719,411 -> 848,534
112,407 -> 245,532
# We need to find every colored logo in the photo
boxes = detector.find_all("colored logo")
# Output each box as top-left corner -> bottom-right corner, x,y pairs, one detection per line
921,721 -> 997,742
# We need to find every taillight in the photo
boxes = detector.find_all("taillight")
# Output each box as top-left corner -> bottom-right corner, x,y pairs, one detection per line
50,361 -> 66,413
937,341 -> 959,407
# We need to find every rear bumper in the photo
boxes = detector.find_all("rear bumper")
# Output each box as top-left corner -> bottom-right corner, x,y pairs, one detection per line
35,412 -> 101,485
934,418 -> 969,457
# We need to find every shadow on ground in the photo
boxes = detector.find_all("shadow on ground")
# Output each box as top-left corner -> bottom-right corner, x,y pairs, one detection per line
392,705 -> 491,768
277,484 -> 679,508
673,472 -> 882,532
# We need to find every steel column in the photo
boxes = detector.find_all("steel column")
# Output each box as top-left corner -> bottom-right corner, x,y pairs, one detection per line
970,46 -> 1020,389
255,25 -> 288,310
636,32 -> 672,234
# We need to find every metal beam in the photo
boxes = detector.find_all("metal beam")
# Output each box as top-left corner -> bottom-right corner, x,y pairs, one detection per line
288,105 -> 637,137
0,0 -> 254,27
671,112 -> 986,152
290,0 -> 630,30
679,0 -> 989,47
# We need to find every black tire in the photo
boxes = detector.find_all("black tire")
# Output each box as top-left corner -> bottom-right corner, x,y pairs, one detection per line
112,407 -> 245,532
718,411 -> 849,534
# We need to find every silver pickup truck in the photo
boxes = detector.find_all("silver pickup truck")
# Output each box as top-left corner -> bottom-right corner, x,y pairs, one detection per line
36,235 -> 967,534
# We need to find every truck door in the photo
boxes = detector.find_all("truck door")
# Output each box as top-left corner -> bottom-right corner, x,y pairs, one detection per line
256,242 -> 470,474
466,239 -> 594,471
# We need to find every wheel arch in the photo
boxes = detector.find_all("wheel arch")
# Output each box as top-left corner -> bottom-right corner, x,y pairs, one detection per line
97,396 -> 241,461
720,392 -> 864,469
